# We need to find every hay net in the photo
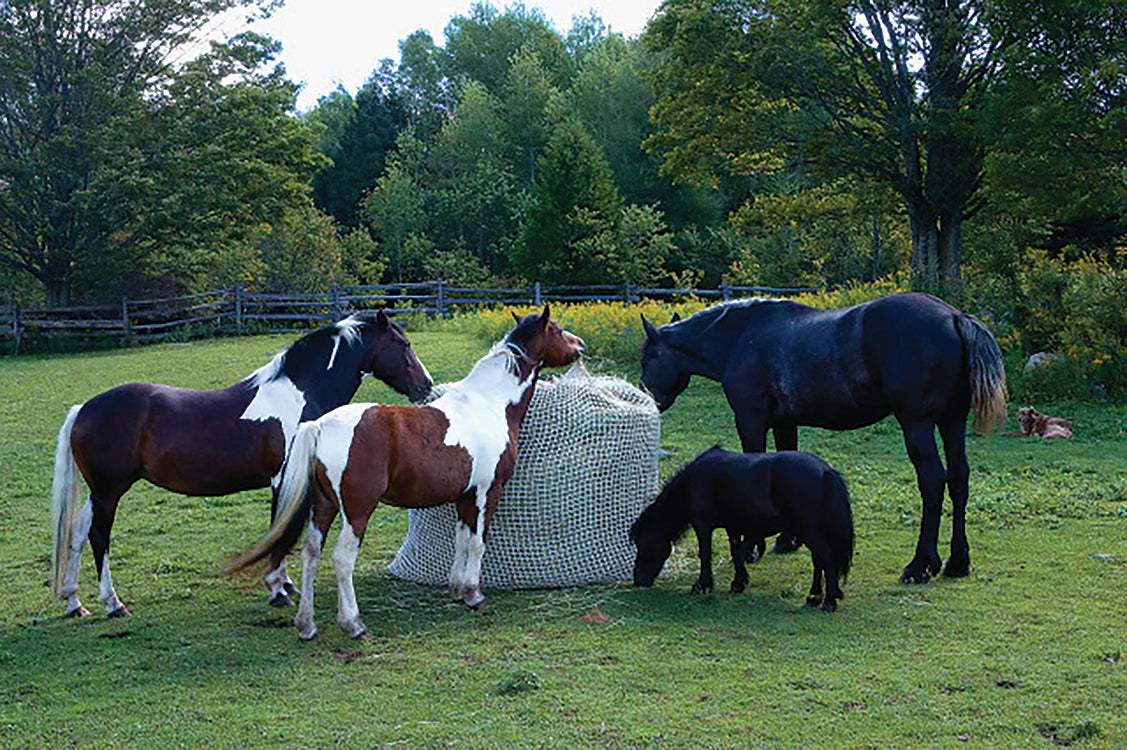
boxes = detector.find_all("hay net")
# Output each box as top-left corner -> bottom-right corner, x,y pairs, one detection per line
388,362 -> 661,589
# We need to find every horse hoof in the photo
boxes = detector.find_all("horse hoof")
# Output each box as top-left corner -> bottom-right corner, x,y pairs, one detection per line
341,621 -> 369,639
107,605 -> 131,618
806,596 -> 821,607
283,581 -> 300,597
268,591 -> 294,608
899,568 -> 931,584
65,605 -> 90,618
730,583 -> 746,594
690,582 -> 711,595
943,559 -> 970,578
296,621 -> 317,641
820,600 -> 837,613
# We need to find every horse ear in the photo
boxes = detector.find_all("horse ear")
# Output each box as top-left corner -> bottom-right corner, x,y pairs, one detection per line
540,304 -> 551,328
375,310 -> 390,330
511,311 -> 521,324
670,312 -> 681,324
642,315 -> 658,342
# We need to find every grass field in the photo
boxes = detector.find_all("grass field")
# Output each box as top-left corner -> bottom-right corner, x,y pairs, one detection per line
1,328 -> 1125,747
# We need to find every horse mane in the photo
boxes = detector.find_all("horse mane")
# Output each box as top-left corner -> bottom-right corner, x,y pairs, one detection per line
637,470 -> 696,543
241,317 -> 368,388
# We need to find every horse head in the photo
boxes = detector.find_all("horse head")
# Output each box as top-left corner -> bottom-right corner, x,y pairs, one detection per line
361,310 -> 433,402
629,507 -> 672,587
639,315 -> 691,412
508,306 -> 585,371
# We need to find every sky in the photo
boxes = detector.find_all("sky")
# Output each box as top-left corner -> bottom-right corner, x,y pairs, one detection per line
221,1 -> 663,110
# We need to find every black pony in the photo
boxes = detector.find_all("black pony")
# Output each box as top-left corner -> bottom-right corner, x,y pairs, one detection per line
630,447 -> 854,612
640,292 -> 1006,584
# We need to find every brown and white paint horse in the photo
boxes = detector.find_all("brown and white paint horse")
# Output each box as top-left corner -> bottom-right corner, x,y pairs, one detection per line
50,312 -> 433,618
228,307 -> 584,640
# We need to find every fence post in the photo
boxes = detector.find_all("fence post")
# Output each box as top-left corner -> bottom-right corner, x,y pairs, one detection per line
533,281 -> 542,307
121,296 -> 133,344
721,282 -> 732,301
434,279 -> 445,319
234,285 -> 244,336
9,301 -> 20,355
330,284 -> 343,321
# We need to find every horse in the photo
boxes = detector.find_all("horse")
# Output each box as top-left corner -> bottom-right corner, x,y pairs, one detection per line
227,307 -> 585,640
640,292 -> 1006,584
50,311 -> 433,619
630,446 -> 854,612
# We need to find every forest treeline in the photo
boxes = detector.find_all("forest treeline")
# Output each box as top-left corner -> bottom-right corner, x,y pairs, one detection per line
1,0 -> 1125,394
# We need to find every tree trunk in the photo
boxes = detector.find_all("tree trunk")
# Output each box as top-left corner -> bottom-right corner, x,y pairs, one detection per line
938,211 -> 963,296
46,278 -> 71,308
908,202 -> 939,293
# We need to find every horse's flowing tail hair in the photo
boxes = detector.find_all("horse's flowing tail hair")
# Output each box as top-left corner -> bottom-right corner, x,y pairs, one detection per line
226,420 -> 322,573
50,405 -> 84,599
821,469 -> 854,583
956,313 -> 1007,435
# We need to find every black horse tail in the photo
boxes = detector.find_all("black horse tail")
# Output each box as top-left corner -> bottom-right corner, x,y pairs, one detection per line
821,469 -> 854,583
956,313 -> 1007,435
226,420 -> 321,574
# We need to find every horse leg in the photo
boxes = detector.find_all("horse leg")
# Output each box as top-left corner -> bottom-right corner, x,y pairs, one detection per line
899,419 -> 946,584
804,535 -> 842,612
87,490 -> 130,618
690,523 -> 714,594
727,530 -> 748,594
265,486 -> 298,607
332,516 -> 369,639
939,413 -> 971,578
806,564 -> 824,608
295,500 -> 337,641
457,485 -> 498,609
450,488 -> 489,608
58,498 -> 94,617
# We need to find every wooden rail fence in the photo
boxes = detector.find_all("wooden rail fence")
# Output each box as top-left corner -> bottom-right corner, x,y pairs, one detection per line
2,280 -> 816,354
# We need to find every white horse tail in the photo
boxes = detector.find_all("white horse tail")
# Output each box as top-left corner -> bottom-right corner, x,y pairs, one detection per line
50,405 -> 84,599
227,420 -> 322,573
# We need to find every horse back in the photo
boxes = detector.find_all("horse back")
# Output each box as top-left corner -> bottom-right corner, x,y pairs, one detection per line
331,404 -> 477,510
735,293 -> 966,427
73,382 -> 282,495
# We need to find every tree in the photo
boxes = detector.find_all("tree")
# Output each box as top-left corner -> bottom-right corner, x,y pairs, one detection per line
139,34 -> 328,292
311,74 -> 407,229
643,0 -> 1126,293
0,0 -> 270,307
513,117 -> 624,284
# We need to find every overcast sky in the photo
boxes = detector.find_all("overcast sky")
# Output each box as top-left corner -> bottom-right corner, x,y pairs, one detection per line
219,1 -> 662,110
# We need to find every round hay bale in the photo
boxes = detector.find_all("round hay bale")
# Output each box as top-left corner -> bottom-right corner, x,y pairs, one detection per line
388,363 -> 660,589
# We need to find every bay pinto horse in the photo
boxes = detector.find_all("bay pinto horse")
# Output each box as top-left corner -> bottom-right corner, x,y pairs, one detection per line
640,292 -> 1007,584
630,446 -> 854,611
227,307 -> 585,640
50,311 -> 433,618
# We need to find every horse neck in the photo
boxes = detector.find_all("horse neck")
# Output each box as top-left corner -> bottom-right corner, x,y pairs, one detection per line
646,478 -> 693,541
667,307 -> 751,380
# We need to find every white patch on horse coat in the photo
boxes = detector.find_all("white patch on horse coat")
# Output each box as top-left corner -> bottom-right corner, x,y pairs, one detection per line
327,317 -> 364,371
240,373 -> 307,486
310,402 -> 371,503
430,344 -> 530,494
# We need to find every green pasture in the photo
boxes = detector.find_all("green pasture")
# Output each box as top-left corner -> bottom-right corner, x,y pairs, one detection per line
1,328 -> 1125,747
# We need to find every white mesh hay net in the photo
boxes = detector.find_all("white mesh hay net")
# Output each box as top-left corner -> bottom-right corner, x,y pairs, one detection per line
388,362 -> 661,589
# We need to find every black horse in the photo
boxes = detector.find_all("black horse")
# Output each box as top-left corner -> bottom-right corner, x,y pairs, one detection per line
640,292 -> 1006,584
630,447 -> 854,612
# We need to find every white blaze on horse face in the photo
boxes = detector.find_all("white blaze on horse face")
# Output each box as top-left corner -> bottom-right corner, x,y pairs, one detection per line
240,355 -> 307,485
430,344 -> 531,494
